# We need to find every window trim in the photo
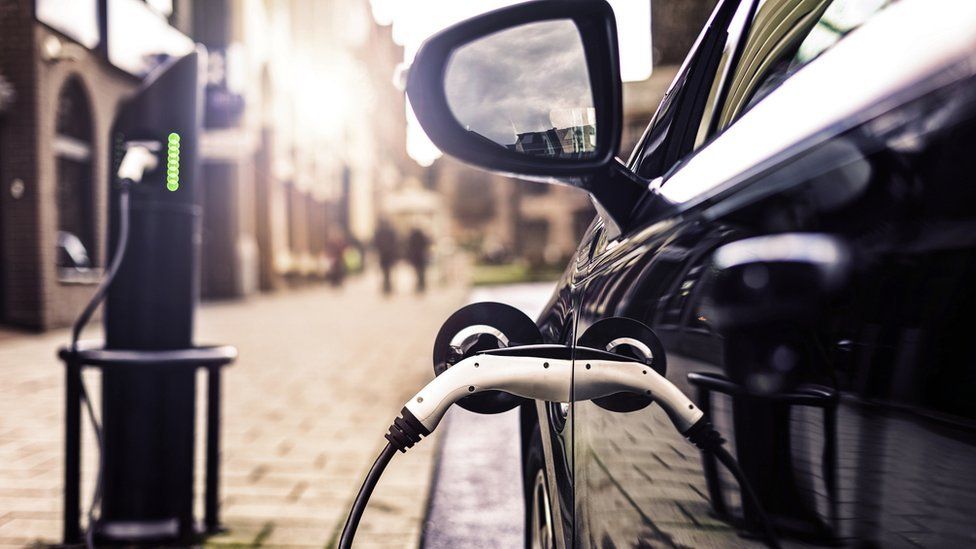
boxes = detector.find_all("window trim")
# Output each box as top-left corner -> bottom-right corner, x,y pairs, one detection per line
54,77 -> 98,278
656,0 -> 976,206
630,0 -> 748,181
694,0 -> 760,148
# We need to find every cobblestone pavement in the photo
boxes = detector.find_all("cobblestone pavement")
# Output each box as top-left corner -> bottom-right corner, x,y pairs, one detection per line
0,269 -> 467,548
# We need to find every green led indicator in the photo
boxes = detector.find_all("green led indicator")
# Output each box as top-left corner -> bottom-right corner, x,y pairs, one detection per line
166,132 -> 180,191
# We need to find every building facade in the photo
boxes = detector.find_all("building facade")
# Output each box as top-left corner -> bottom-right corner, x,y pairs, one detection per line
0,0 -> 413,330
434,157 -> 593,268
0,0 -> 185,329
187,0 -> 415,297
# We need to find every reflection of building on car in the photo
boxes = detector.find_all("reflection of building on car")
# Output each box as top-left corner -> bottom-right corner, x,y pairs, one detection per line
507,125 -> 597,157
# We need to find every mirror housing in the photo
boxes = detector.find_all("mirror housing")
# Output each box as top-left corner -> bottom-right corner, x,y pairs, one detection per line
407,1 -> 646,231
408,0 -> 622,176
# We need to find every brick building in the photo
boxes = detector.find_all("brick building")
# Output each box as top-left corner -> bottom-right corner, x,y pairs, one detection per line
0,0 -> 193,329
0,0 -> 713,329
188,0 -> 415,297
434,158 -> 593,267
0,0 -> 414,329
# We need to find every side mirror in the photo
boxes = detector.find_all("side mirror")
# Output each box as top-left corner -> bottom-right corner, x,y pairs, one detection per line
407,1 -> 645,232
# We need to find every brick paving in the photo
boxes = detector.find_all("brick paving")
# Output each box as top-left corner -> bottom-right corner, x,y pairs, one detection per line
572,354 -> 767,549
0,269 -> 467,548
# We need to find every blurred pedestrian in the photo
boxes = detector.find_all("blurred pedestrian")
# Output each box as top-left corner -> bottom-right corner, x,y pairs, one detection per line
326,233 -> 347,287
374,220 -> 398,295
406,227 -> 430,294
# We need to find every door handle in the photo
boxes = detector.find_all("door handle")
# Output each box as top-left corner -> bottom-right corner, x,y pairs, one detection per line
687,372 -> 836,406
706,233 -> 851,330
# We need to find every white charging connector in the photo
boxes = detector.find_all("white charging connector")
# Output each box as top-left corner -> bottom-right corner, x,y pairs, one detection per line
117,142 -> 160,184
403,353 -> 703,435
344,345 -> 781,549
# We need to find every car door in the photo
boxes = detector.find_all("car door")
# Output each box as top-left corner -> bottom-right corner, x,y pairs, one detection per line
532,227 -> 594,549
562,0 -> 748,544
568,1 -> 751,544
568,0 -> 976,547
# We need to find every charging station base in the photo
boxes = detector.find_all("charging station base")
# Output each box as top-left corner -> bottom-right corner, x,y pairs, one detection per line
58,342 -> 237,545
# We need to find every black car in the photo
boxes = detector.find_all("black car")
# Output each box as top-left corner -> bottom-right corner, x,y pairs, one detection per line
406,0 -> 976,546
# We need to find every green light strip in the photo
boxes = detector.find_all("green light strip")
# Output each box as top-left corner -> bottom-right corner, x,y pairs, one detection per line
166,132 -> 180,191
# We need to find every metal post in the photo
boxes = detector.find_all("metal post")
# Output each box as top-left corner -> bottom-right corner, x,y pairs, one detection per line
695,385 -> 729,519
63,358 -> 82,544
205,365 -> 222,533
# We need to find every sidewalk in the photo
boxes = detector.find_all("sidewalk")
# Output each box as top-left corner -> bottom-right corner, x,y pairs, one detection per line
0,269 -> 467,548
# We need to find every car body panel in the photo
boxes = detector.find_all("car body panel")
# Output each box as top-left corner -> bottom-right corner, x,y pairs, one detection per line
568,72 -> 976,546
524,0 -> 976,547
534,258 -> 584,549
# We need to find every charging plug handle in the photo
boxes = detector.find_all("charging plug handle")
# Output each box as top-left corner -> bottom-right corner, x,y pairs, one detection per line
360,344 -> 779,549
390,344 -> 704,452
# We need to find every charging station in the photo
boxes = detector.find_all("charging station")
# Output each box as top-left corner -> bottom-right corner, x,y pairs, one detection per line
60,50 -> 237,545
103,49 -> 201,542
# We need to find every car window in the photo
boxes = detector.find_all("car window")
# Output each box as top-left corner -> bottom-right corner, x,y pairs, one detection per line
632,0 -> 743,180
714,0 -> 894,132
693,0 -> 758,148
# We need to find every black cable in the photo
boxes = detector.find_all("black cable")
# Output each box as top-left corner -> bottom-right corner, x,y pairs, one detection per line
71,188 -> 130,352
339,442 -> 398,549
685,418 -> 780,549
69,184 -> 132,549
339,409 -> 772,549
712,444 -> 781,549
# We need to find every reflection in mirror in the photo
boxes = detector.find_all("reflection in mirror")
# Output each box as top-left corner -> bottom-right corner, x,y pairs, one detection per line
445,20 -> 596,160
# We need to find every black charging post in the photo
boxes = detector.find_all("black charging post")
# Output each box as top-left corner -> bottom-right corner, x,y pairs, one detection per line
60,50 -> 237,545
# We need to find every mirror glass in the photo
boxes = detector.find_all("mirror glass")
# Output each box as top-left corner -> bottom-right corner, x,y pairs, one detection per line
444,20 -> 597,160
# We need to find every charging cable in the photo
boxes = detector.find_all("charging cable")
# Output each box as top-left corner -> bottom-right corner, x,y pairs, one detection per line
339,345 -> 780,548
67,139 -> 158,547
68,180 -> 133,549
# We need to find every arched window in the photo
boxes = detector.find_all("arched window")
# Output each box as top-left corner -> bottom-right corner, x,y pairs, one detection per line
54,77 -> 96,274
